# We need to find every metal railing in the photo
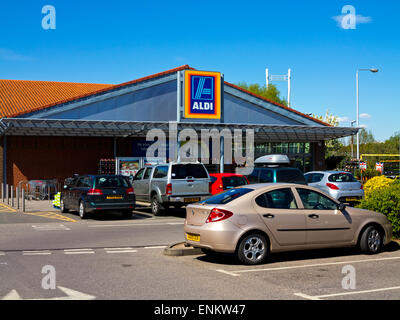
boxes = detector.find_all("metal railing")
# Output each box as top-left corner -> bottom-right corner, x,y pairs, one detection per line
1,179 -> 63,212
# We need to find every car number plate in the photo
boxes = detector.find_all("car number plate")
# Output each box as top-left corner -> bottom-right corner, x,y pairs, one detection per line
184,197 -> 200,203
345,197 -> 359,201
106,195 -> 123,199
186,233 -> 200,242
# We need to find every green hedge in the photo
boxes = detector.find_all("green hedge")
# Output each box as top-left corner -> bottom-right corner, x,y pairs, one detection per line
357,181 -> 400,238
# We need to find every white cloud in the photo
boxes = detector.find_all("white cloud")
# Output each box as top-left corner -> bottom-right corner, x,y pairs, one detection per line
332,14 -> 372,29
359,113 -> 372,119
337,116 -> 351,123
359,124 -> 368,128
0,48 -> 33,61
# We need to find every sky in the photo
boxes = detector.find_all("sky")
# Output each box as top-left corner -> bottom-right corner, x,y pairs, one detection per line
0,0 -> 399,141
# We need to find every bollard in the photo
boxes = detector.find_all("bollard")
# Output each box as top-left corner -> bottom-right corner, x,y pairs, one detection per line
22,189 -> 25,212
16,186 -> 19,210
6,184 -> 9,205
11,186 -> 14,207
1,183 -> 3,202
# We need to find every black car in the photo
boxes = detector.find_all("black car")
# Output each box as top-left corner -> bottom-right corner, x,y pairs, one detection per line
60,175 -> 136,219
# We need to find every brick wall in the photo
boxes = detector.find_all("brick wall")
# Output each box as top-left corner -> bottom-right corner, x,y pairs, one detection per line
6,136 -> 115,187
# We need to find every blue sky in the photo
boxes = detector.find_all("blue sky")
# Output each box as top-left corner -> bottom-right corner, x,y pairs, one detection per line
0,0 -> 399,141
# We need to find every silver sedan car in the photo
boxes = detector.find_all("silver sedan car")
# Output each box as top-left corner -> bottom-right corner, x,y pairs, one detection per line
304,171 -> 364,205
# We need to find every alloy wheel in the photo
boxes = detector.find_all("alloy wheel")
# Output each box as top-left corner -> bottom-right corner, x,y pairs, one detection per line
367,229 -> 381,252
242,236 -> 265,263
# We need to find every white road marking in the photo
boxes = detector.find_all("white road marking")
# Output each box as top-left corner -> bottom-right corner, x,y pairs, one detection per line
32,224 -> 70,231
144,246 -> 167,249
295,286 -> 400,300
218,255 -> 400,276
0,252 -> 5,256
87,221 -> 184,228
2,286 -> 95,300
105,249 -> 138,254
215,269 -> 240,277
293,292 -> 322,300
22,251 -> 51,256
64,248 -> 94,255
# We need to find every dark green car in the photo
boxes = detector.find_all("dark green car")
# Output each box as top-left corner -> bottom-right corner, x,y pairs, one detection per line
245,167 -> 307,185
60,175 -> 136,219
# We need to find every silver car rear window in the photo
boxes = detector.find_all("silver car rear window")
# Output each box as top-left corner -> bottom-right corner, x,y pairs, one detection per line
171,164 -> 208,179
328,173 -> 358,182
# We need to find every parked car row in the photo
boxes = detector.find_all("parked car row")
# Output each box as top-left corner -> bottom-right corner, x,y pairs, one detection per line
59,155 -> 365,219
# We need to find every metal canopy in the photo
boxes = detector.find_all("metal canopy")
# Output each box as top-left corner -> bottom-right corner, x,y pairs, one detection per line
0,118 -> 358,142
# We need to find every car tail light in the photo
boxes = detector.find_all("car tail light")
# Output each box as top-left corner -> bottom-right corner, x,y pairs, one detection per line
166,183 -> 172,195
88,188 -> 103,195
326,183 -> 339,190
206,208 -> 233,223
126,187 -> 134,195
360,184 -> 364,189
209,181 -> 213,193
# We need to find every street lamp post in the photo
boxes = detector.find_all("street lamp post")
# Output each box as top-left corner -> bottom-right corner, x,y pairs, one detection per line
356,68 -> 378,162
350,120 -> 356,159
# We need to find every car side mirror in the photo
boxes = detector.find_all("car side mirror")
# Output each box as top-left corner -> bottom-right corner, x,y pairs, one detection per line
337,203 -> 346,211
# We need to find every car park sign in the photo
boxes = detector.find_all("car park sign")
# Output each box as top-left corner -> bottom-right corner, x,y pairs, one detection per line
184,70 -> 221,119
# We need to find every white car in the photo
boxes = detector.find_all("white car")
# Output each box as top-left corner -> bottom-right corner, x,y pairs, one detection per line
304,171 -> 364,206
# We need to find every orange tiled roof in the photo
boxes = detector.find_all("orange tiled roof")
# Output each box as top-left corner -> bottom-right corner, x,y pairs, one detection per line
0,80 -> 113,118
0,64 -> 329,127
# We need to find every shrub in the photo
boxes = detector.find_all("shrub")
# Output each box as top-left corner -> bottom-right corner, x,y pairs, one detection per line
363,175 -> 394,199
357,181 -> 400,238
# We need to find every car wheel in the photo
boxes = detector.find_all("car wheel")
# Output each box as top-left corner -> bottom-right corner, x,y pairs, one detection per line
79,201 -> 88,219
151,195 -> 163,216
60,198 -> 68,213
360,225 -> 383,254
237,233 -> 268,265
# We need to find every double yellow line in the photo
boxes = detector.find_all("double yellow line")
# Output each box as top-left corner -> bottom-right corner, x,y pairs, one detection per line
0,202 -> 76,222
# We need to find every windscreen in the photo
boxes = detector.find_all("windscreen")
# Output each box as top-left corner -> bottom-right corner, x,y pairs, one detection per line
222,176 -> 248,189
95,176 -> 130,188
171,164 -> 208,179
200,188 -> 254,205
276,169 -> 306,184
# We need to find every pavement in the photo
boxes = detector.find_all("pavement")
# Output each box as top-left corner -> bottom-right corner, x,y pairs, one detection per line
1,198 -> 400,300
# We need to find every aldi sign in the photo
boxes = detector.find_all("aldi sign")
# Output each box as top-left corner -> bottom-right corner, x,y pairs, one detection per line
184,70 -> 221,119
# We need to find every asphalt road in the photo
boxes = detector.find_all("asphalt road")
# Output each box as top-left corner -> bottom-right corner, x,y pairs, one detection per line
1,203 -> 400,300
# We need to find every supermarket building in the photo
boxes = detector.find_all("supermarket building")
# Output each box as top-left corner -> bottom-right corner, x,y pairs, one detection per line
0,65 -> 357,187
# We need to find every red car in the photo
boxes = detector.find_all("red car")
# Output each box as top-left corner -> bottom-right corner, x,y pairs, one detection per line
209,173 -> 249,195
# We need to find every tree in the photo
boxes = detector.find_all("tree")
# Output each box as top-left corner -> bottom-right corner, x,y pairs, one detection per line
236,82 -> 288,106
359,128 -> 376,144
312,110 -> 344,160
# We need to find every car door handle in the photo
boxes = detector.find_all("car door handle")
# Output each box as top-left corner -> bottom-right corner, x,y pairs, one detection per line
263,214 -> 275,219
308,214 -> 319,219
